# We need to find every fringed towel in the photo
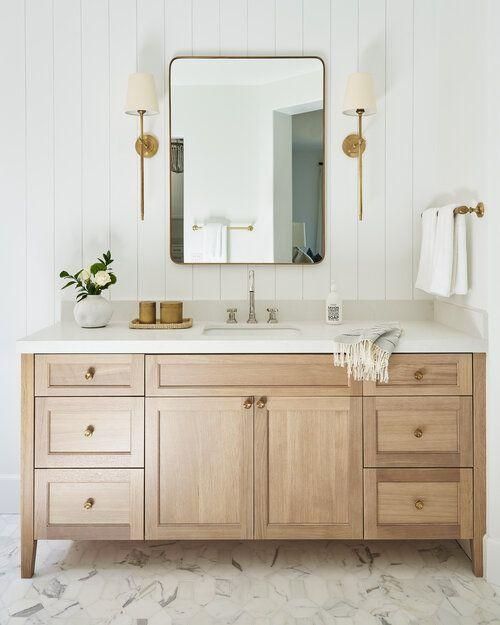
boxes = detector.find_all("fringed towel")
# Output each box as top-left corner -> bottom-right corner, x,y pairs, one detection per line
333,324 -> 402,383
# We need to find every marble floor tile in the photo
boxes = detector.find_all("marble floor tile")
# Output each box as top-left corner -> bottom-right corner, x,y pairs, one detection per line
1,515 -> 500,624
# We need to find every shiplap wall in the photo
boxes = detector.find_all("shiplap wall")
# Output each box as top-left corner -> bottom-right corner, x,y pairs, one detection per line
0,0 -> 487,511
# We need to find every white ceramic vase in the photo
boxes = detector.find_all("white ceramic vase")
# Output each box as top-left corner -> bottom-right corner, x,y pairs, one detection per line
73,295 -> 113,328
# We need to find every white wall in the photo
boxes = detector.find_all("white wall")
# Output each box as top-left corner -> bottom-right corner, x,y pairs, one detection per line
0,1 -> 489,512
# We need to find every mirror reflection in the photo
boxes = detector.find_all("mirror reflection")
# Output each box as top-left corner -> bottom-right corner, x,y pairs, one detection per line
169,57 -> 325,264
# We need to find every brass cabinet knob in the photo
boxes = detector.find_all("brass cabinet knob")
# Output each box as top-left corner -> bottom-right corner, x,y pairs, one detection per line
84,425 -> 95,437
85,367 -> 95,381
256,397 -> 267,409
83,497 -> 95,510
414,370 -> 424,381
414,499 -> 424,510
243,398 -> 254,409
413,428 -> 423,438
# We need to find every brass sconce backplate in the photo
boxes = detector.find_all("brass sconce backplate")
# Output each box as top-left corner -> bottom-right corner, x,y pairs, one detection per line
135,134 -> 159,158
342,133 -> 366,158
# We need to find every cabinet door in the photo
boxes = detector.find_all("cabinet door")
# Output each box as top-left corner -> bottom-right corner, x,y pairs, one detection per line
145,397 -> 253,539
255,396 -> 363,538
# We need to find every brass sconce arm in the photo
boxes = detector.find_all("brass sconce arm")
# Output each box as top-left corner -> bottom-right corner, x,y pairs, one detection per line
342,108 -> 366,221
135,110 -> 159,221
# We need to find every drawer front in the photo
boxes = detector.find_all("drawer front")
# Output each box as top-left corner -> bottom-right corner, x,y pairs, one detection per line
35,397 -> 144,468
363,354 -> 472,396
363,397 -> 472,467
35,354 -> 144,396
34,468 -> 144,539
364,468 -> 473,539
146,355 -> 361,396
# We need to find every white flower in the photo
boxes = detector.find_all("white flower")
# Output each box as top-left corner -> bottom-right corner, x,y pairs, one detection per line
93,271 -> 112,287
80,267 -> 91,282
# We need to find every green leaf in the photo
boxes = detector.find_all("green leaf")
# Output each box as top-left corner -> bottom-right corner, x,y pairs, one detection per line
61,281 -> 76,290
109,273 -> 117,284
90,262 -> 106,274
59,270 -> 70,278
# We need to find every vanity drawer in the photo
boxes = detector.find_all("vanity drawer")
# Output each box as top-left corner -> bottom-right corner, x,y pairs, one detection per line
363,396 -> 472,467
35,354 -> 144,396
364,468 -> 473,539
35,397 -> 144,468
34,468 -> 144,540
363,354 -> 472,396
146,355 -> 361,396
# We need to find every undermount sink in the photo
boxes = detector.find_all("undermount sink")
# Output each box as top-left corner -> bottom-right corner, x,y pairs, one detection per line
202,324 -> 301,338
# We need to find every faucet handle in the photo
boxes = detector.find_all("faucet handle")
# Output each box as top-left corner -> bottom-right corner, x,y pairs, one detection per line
267,307 -> 279,324
226,308 -> 238,324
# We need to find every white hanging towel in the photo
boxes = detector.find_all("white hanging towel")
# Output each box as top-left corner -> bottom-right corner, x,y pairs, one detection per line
202,222 -> 228,263
415,207 -> 439,293
415,204 -> 468,297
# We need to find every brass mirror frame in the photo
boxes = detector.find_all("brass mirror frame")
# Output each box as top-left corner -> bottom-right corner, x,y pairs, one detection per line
168,55 -> 326,265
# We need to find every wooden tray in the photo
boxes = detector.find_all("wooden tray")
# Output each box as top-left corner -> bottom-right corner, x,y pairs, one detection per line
129,318 -> 193,330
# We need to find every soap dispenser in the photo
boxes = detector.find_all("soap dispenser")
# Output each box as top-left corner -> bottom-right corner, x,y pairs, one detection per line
326,283 -> 342,325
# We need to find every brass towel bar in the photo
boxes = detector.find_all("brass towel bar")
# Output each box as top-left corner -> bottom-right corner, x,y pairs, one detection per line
453,202 -> 485,217
192,224 -> 254,231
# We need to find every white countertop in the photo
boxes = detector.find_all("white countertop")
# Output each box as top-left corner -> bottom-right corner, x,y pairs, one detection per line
17,320 -> 487,354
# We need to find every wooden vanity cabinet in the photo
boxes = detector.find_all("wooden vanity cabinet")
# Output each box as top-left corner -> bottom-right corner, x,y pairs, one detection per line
21,352 -> 485,579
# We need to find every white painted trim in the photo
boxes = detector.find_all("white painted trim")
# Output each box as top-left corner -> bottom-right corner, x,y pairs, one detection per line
485,535 -> 500,585
0,475 -> 19,514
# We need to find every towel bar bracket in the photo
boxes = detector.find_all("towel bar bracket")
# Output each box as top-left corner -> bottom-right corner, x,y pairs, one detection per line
454,202 -> 485,218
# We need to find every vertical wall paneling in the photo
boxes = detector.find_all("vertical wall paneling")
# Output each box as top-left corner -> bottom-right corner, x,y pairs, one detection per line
26,0 -> 55,332
137,0 -> 166,300
357,0 -> 386,299
220,0 -> 249,301
275,0 -> 303,300
165,0 -> 194,299
247,0 -> 277,300
385,0 -> 413,299
0,0 -> 27,509
302,0 -> 331,300
412,0 -> 438,299
330,0 -> 358,299
191,0 -> 222,299
53,0 -> 82,310
109,0 -> 138,300
81,0 -> 110,267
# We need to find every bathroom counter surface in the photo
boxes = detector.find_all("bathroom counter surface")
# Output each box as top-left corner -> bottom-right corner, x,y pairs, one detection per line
17,320 -> 487,354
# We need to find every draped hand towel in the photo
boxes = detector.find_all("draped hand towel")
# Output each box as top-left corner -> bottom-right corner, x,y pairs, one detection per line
416,204 -> 468,297
333,324 -> 402,383
202,222 -> 228,263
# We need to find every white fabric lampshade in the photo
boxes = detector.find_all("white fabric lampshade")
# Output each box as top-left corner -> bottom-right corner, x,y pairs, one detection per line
125,73 -> 159,115
342,72 -> 376,116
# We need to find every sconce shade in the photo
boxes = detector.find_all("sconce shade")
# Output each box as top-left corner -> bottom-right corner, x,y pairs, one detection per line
343,72 -> 376,116
125,73 -> 159,115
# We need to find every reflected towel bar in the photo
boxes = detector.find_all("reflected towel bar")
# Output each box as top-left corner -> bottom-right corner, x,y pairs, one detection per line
192,224 -> 254,231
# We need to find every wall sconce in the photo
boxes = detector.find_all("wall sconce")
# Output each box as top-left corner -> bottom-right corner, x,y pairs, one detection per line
342,72 -> 376,221
125,73 -> 159,221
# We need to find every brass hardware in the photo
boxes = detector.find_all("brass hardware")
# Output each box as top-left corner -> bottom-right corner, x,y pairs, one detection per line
243,398 -> 253,409
192,224 -> 254,232
256,397 -> 267,409
84,425 -> 95,438
413,428 -> 423,439
84,367 -> 95,381
414,499 -> 424,511
135,110 -> 159,221
414,370 -> 424,381
342,109 -> 366,221
83,497 -> 95,510
453,202 -> 485,218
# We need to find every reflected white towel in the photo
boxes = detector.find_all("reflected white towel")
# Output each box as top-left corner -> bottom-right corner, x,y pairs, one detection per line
202,222 -> 228,263
430,204 -> 455,297
415,207 -> 438,293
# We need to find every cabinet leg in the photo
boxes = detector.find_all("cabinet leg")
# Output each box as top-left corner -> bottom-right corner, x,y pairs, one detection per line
21,539 -> 37,579
471,537 -> 483,577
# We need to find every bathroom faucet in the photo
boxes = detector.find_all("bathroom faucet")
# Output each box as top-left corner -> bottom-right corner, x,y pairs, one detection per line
247,270 -> 257,323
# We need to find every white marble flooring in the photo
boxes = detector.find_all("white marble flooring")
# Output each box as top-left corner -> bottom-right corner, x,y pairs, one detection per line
1,516 -> 500,625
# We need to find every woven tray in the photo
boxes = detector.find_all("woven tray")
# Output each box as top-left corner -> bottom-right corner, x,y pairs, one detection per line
129,318 -> 193,330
